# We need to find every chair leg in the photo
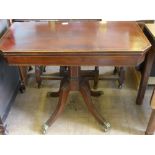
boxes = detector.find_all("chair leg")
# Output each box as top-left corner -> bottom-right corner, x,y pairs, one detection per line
113,66 -> 118,75
60,66 -> 67,76
145,109 -> 155,135
43,66 -> 46,72
18,66 -> 27,93
118,67 -> 125,89
28,66 -> 33,71
93,66 -> 99,89
35,66 -> 42,88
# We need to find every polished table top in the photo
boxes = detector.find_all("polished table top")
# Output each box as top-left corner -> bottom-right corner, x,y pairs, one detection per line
0,21 -> 151,56
0,21 -> 153,134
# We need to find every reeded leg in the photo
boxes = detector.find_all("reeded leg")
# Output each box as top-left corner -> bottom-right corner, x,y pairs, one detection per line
118,67 -> 125,89
42,80 -> 70,134
145,110 -> 155,135
93,66 -> 99,89
80,80 -> 110,131
35,65 -> 42,88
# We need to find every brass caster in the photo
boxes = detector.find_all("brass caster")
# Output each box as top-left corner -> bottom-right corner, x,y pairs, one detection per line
100,122 -> 111,132
4,125 -> 9,135
42,123 -> 49,134
0,124 -> 8,135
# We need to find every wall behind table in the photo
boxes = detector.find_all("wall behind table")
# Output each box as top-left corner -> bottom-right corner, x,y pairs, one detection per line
0,19 -> 19,121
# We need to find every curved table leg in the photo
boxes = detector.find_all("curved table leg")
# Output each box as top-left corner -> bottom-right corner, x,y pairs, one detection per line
47,79 -> 64,97
42,80 -> 70,134
80,80 -> 110,131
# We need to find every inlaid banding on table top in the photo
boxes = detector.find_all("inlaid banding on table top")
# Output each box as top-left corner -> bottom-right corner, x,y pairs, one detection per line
0,21 -> 151,55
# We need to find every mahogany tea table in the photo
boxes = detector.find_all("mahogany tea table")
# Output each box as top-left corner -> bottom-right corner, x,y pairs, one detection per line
0,21 -> 152,134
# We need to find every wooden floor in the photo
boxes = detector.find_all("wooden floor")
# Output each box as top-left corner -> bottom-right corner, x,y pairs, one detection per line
5,66 -> 153,135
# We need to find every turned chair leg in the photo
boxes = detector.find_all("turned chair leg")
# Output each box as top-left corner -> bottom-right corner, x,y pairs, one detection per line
118,67 -> 125,89
28,66 -> 33,71
113,66 -> 118,75
60,66 -> 68,76
35,65 -> 42,88
93,66 -> 99,89
113,66 -> 125,88
18,66 -> 27,93
43,66 -> 46,72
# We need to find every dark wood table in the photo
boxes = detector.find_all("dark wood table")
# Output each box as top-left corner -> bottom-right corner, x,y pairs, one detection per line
0,21 -> 152,134
144,24 -> 155,134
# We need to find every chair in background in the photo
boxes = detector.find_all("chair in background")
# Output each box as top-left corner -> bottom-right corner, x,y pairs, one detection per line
145,88 -> 155,134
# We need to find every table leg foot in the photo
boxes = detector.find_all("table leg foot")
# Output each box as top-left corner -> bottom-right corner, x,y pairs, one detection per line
80,80 -> 110,132
0,123 -> 8,135
99,122 -> 111,132
42,123 -> 49,134
43,80 -> 70,134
